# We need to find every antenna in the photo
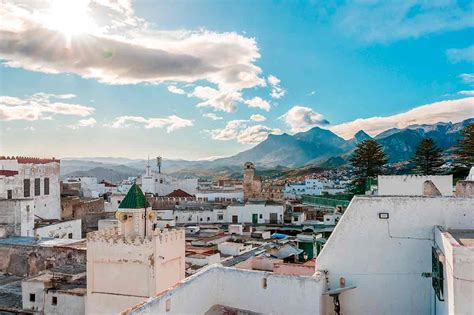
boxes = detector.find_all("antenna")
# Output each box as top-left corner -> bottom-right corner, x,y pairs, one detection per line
157,156 -> 162,174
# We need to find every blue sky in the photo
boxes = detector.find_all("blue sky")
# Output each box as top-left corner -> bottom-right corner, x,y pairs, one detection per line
0,0 -> 473,159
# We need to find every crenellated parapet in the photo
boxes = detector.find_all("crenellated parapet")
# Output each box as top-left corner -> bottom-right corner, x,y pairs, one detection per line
87,227 -> 184,246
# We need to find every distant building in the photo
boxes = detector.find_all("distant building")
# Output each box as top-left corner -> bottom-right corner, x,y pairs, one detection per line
137,162 -> 198,196
86,184 -> 185,314
0,156 -> 61,220
226,201 -> 285,224
243,162 -> 284,201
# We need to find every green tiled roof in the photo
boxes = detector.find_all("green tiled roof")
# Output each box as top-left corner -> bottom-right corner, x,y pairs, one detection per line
119,184 -> 149,209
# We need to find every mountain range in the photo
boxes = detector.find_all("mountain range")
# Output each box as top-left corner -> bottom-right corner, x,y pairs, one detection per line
61,118 -> 473,180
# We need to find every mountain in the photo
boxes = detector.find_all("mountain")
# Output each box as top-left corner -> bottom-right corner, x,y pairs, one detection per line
62,118 -> 473,180
214,127 -> 348,167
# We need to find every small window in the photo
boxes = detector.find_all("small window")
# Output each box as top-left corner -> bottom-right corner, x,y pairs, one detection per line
52,296 -> 57,305
34,178 -> 41,196
7,190 -> 12,199
207,217 -> 210,221
117,200 -> 121,204
29,293 -> 35,302
24,179 -> 30,197
218,214 -> 224,220
199,218 -> 203,222
262,278 -> 267,289
44,178 -> 50,195
259,214 -> 263,219
160,179 -> 163,184
68,233 -> 73,239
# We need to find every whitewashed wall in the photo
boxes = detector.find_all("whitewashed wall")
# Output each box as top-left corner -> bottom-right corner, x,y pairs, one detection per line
226,204 -> 284,224
35,219 -> 82,239
378,175 -> 453,196
316,196 -> 474,315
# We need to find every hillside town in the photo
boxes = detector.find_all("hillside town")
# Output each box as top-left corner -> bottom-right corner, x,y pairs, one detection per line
0,141 -> 473,315
1,1 -> 474,314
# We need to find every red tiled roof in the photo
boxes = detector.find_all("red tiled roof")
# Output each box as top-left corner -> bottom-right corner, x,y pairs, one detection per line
0,170 -> 19,177
100,180 -> 117,187
165,189 -> 193,198
0,156 -> 60,164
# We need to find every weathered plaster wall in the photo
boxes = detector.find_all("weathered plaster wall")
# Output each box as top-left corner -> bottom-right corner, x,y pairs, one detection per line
127,266 -> 325,315
35,219 -> 82,239
316,196 -> 474,315
0,243 -> 86,276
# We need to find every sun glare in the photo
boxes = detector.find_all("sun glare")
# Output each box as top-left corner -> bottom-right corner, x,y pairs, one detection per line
45,0 -> 96,38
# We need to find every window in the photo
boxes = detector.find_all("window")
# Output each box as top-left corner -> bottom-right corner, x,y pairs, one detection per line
52,296 -> 57,305
207,217 -> 210,221
24,179 -> 30,197
29,293 -> 35,302
160,179 -> 163,184
68,233 -> 73,239
261,278 -> 267,289
34,178 -> 41,196
44,178 -> 49,195
199,218 -> 203,222
117,200 -> 121,204
7,190 -> 12,199
218,214 -> 224,220
259,214 -> 263,219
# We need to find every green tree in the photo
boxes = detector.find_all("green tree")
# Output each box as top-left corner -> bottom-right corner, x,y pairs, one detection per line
349,140 -> 388,194
455,123 -> 474,168
410,138 -> 444,175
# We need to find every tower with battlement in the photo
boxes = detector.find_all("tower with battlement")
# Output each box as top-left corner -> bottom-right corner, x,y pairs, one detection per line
86,184 -> 185,314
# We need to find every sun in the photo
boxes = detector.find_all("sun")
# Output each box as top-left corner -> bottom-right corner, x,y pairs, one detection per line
45,0 -> 96,38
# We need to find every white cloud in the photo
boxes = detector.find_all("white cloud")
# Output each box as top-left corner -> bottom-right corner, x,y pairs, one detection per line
459,90 -> 474,96
244,96 -> 271,111
167,85 -> 186,95
250,114 -> 266,122
333,1 -> 474,43
0,1 -> 265,113
460,73 -> 474,84
237,125 -> 281,144
203,113 -> 223,120
208,120 -> 280,144
267,75 -> 285,99
0,92 -> 94,121
190,86 -> 242,112
447,45 -> 474,63
67,117 -> 97,129
108,115 -> 193,132
330,97 -> 474,139
280,106 -> 329,133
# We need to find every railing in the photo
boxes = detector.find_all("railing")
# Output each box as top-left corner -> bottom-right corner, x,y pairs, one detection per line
302,195 -> 351,207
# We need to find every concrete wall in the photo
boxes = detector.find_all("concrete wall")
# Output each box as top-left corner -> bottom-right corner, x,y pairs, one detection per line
378,175 -> 453,196
35,219 -> 82,239
316,196 -> 474,315
127,266 -> 325,315
195,190 -> 243,202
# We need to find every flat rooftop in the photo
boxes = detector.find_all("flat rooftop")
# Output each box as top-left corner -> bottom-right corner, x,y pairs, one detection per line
0,236 -> 86,249
448,229 -> 474,247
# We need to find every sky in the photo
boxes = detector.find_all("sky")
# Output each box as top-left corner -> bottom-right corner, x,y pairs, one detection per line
0,0 -> 473,160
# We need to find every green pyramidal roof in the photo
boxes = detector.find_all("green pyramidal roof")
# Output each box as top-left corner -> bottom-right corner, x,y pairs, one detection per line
119,184 -> 149,209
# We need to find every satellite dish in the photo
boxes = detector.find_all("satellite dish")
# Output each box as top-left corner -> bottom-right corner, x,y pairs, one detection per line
148,212 -> 157,222
115,212 -> 128,223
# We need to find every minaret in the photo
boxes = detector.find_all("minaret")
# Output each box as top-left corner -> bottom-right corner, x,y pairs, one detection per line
115,183 -> 154,237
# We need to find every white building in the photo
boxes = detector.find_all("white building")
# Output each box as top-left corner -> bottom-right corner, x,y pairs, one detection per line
87,184 -> 185,315
0,156 -> 61,219
284,179 -> 324,198
0,199 -> 34,236
226,202 -> 285,224
195,189 -> 243,202
156,207 -> 227,225
34,219 -> 82,239
138,163 -> 198,196
123,184 -> 474,315
21,270 -> 86,315
378,175 -> 453,196
218,242 -> 253,256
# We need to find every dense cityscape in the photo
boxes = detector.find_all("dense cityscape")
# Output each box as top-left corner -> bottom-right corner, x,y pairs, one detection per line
1,0 -> 473,314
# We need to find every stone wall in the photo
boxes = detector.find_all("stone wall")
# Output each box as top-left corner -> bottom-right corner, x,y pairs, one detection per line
0,243 -> 86,277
